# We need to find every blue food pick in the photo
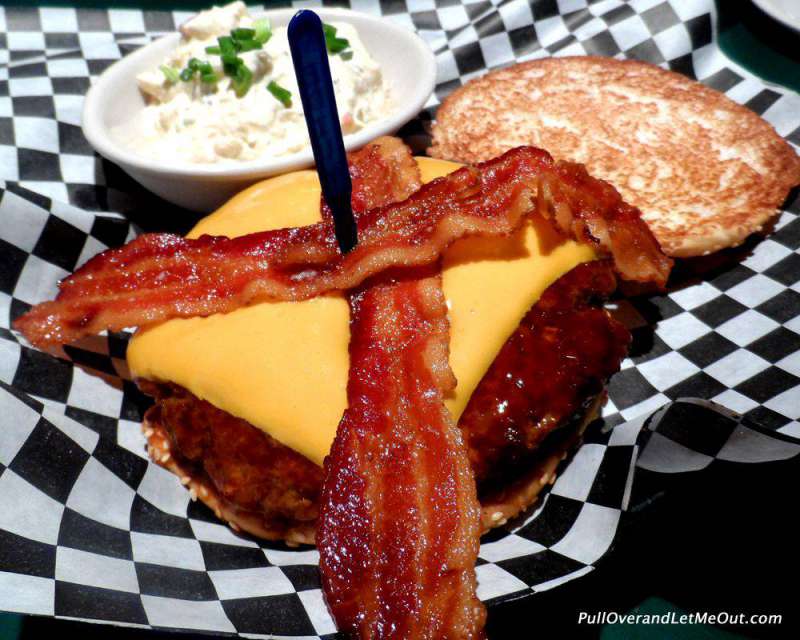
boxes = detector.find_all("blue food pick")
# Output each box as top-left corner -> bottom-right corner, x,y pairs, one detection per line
288,9 -> 357,254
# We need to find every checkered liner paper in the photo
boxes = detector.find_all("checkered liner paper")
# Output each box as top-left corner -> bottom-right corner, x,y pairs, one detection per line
0,0 -> 798,636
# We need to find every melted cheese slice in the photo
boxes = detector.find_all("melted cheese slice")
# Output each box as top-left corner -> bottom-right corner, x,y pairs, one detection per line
128,158 -> 596,466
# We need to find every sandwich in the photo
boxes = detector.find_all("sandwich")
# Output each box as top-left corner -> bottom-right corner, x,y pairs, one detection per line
130,144 -> 629,543
15,136 -> 671,638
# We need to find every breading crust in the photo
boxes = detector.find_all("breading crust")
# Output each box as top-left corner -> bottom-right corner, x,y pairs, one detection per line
142,397 -> 602,543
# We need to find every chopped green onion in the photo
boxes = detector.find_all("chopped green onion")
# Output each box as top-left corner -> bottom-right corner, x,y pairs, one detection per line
235,38 -> 262,53
205,24 -> 267,71
231,63 -> 253,97
322,23 -> 350,54
159,65 -> 180,84
178,58 -> 217,84
221,53 -> 239,68
218,36 -> 237,57
197,27 -> 267,96
328,37 -> 350,53
267,80 -> 292,107
232,27 -> 256,41
222,59 -> 240,77
253,18 -> 272,45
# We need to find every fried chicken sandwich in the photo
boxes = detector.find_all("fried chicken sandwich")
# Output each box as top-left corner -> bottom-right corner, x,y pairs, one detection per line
16,136 -> 671,639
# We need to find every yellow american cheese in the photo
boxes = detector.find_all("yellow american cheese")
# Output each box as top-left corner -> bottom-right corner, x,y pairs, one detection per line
127,157 -> 596,466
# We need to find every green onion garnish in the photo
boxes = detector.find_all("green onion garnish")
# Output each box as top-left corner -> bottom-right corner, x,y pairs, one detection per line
253,18 -> 272,45
218,36 -> 237,57
232,27 -> 256,40
231,63 -> 253,97
195,23 -> 275,97
159,65 -> 180,84
328,37 -> 350,53
200,69 -> 219,84
228,27 -> 263,53
235,39 -> 262,53
178,58 -> 217,84
322,23 -> 350,54
267,80 -> 292,107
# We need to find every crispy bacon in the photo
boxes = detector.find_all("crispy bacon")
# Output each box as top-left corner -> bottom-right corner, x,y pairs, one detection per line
540,161 -> 672,286
320,138 -> 484,638
15,147 -> 535,348
318,271 -> 485,639
323,136 -> 422,220
15,146 -> 671,351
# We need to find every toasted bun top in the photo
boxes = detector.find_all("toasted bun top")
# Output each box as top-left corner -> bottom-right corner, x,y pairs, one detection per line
430,56 -> 800,257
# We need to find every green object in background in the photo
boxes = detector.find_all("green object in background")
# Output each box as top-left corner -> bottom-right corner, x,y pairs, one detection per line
716,0 -> 800,94
0,616 -> 20,635
601,598 -> 751,640
0,616 -> 21,640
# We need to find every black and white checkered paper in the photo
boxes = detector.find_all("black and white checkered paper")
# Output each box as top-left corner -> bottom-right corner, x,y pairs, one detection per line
0,0 -> 798,636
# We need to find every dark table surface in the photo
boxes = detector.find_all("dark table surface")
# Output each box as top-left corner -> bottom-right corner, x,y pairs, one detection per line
0,1 -> 798,638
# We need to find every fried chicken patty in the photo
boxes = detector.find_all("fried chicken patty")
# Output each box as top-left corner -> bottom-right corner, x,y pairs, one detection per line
139,261 -> 629,541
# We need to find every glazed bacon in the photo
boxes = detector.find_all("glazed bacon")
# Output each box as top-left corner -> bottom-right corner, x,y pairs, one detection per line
320,140 -> 484,638
325,136 -> 422,218
15,146 -> 670,350
540,160 -> 672,286
318,271 -> 485,640
15,147 -> 534,349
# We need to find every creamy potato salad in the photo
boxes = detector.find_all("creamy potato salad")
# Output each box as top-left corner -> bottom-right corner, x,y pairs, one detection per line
124,2 -> 389,164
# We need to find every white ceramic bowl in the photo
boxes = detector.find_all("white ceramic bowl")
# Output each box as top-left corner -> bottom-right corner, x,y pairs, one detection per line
82,8 -> 436,212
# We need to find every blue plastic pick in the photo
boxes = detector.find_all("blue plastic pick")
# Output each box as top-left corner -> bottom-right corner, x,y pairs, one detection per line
288,10 -> 357,254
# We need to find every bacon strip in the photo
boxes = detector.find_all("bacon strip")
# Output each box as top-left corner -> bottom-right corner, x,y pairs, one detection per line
15,146 -> 671,349
324,136 -> 422,219
539,160 -> 672,287
319,140 -> 484,638
318,271 -> 485,639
